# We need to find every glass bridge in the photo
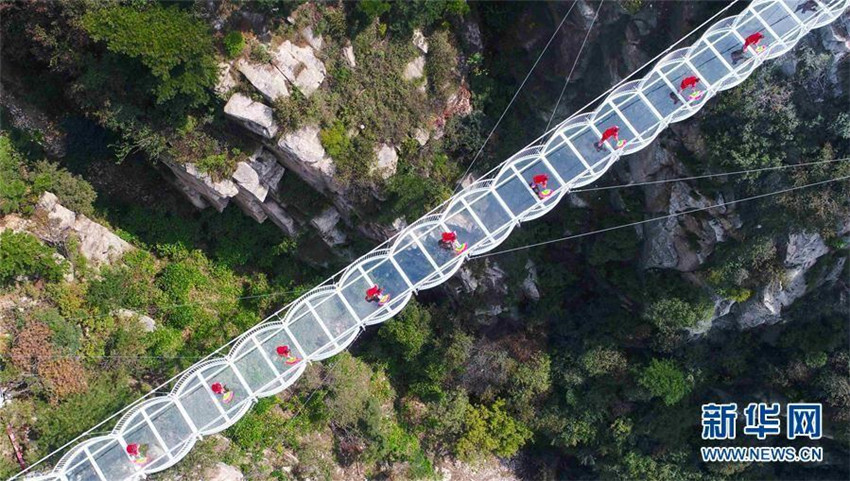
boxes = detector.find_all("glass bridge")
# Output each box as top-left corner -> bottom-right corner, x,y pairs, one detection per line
21,1 -> 849,479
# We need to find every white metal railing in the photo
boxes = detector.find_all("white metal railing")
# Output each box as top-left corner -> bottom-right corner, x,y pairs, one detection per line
21,1 -> 849,479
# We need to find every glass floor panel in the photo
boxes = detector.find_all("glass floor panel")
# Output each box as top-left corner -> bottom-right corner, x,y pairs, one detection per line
149,403 -> 193,451
418,225 -> 463,266
312,293 -> 359,338
613,94 -> 661,137
66,458 -> 102,481
443,208 -> 487,246
465,191 -> 513,236
340,272 -> 380,319
495,174 -> 537,216
198,364 -> 251,412
566,127 -> 610,169
178,380 -> 223,431
259,328 -> 305,368
232,345 -> 278,393
545,140 -> 590,182
91,441 -> 135,480
762,4 -> 800,36
392,241 -> 437,285
594,108 -> 638,144
640,74 -> 680,118
692,45 -> 733,85
287,312 -> 331,356
122,422 -> 166,466
363,258 -> 410,298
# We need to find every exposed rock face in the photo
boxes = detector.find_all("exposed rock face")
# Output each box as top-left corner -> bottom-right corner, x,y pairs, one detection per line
206,462 -> 244,481
521,259 -> 541,302
115,309 -> 156,333
784,232 -> 829,269
640,182 -> 732,272
224,94 -> 279,139
300,26 -> 324,51
273,125 -> 339,194
236,60 -> 290,102
261,200 -> 298,236
343,43 -> 356,68
412,29 -> 429,53
413,128 -> 430,146
311,207 -> 347,246
732,232 -> 833,329
215,61 -> 239,97
273,41 -> 327,96
372,143 -> 398,180
34,193 -> 132,266
404,56 -> 426,80
162,160 -> 239,212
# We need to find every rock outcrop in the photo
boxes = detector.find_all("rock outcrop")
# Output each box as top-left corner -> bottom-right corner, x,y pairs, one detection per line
311,207 -> 347,246
34,192 -> 133,266
272,124 -> 339,194
163,160 -> 239,212
206,462 -> 244,481
372,143 -> 398,180
273,41 -> 326,96
236,60 -> 290,102
114,309 -> 156,333
224,94 -> 279,139
404,56 -> 426,81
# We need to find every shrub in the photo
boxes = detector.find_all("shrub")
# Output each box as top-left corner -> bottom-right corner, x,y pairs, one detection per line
0,135 -> 29,214
249,43 -> 273,64
581,347 -> 627,377
223,31 -> 246,58
638,358 -> 692,406
319,121 -> 351,160
358,0 -> 391,20
456,399 -> 532,460
0,231 -> 66,285
643,297 -> 708,332
427,31 -> 458,101
30,160 -> 97,215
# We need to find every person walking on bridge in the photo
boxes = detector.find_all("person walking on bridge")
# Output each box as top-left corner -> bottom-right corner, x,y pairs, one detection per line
365,284 -> 391,306
594,125 -> 622,152
530,174 -> 552,199
732,31 -> 765,64
795,0 -> 818,14
670,75 -> 702,104
211,382 -> 234,404
276,345 -> 301,365
439,231 -> 468,254
126,443 -> 150,466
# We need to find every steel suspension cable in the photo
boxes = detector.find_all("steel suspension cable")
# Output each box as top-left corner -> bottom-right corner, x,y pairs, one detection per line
470,174 -> 850,260
452,0 -> 579,193
572,157 -> 850,193
545,0 -> 604,132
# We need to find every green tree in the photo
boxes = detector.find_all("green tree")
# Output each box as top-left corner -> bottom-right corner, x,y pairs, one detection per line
0,135 -> 28,214
638,358 -> 692,406
456,399 -> 532,460
643,298 -> 705,332
82,4 -> 218,107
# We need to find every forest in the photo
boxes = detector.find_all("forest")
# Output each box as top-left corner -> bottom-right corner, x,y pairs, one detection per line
0,1 -> 848,480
